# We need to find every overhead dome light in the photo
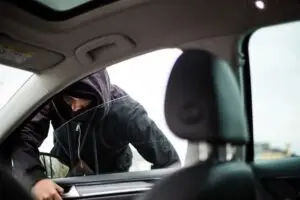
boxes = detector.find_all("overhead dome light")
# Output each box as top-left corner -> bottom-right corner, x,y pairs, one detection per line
255,0 -> 266,10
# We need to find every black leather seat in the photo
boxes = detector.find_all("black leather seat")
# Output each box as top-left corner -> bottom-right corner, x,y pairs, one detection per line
138,49 -> 255,200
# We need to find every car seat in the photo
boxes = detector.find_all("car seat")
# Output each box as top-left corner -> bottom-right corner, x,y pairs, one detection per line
138,49 -> 256,200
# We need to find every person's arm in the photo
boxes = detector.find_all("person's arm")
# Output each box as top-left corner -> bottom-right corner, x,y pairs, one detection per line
12,103 -> 64,200
11,103 -> 51,187
112,96 -> 180,169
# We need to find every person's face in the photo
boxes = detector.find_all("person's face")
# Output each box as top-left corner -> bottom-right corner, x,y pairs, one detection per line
63,96 -> 91,112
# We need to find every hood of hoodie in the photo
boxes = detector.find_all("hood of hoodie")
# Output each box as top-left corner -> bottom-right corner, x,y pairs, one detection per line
52,69 -> 112,122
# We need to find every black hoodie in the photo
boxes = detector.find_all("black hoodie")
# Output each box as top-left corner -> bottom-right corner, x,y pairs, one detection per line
11,69 -> 180,188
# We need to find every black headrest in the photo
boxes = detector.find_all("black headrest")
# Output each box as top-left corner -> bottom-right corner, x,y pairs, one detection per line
164,49 -> 249,145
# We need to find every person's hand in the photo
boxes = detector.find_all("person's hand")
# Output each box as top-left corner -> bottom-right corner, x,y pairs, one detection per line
32,179 -> 64,200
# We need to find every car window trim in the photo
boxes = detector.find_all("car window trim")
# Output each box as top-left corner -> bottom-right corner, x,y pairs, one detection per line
240,32 -> 255,162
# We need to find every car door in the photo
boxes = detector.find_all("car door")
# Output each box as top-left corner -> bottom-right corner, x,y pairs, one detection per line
55,169 -> 176,200
242,20 -> 300,200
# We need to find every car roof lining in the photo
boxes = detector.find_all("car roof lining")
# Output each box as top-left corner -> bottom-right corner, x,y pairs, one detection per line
1,0 -> 299,73
0,0 -> 300,142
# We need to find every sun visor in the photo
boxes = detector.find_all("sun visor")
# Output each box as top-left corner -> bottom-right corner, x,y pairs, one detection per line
0,34 -> 64,72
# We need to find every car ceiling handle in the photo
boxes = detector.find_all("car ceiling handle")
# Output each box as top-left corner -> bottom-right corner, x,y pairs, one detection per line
75,34 -> 135,65
62,186 -> 80,199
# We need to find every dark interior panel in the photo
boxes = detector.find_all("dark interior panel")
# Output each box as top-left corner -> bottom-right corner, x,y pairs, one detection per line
253,158 -> 300,200
261,178 -> 300,200
253,158 -> 300,178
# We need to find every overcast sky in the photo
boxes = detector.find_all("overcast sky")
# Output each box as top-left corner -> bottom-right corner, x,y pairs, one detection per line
249,21 -> 300,154
1,20 -> 300,160
0,65 -> 32,110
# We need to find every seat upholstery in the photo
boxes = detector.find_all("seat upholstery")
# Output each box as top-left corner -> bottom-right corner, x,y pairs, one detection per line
138,49 -> 255,200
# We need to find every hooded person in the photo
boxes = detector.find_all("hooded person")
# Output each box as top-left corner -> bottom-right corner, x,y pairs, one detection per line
11,69 -> 180,189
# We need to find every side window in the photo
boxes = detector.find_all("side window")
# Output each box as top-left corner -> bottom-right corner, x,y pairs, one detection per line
249,21 -> 300,160
39,48 -> 186,178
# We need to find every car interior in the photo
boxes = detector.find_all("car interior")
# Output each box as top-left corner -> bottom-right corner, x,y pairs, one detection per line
0,0 -> 300,200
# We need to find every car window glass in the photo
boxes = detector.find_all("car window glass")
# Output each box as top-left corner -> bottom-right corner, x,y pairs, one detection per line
249,21 -> 300,160
0,64 -> 32,110
39,48 -> 186,178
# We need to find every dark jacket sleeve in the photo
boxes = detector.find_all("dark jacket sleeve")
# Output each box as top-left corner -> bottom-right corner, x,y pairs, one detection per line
11,104 -> 51,188
109,87 -> 180,169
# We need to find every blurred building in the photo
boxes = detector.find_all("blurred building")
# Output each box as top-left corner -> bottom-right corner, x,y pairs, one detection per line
254,142 -> 295,160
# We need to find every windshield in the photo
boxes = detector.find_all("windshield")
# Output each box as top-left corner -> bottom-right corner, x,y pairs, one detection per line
34,0 -> 92,11
0,64 -> 32,110
39,96 -> 181,179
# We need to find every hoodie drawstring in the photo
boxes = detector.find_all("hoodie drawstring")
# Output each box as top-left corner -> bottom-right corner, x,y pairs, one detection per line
74,110 -> 99,174
75,123 -> 83,168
